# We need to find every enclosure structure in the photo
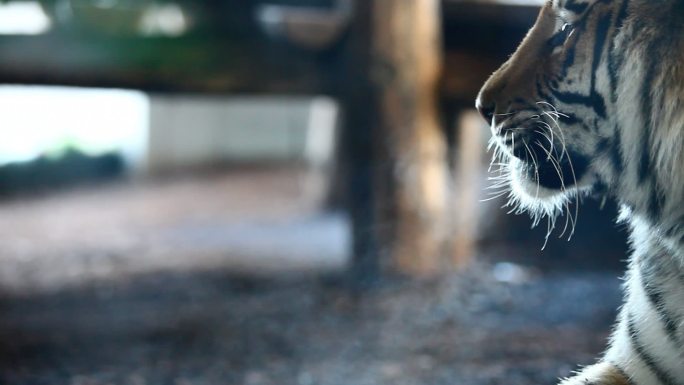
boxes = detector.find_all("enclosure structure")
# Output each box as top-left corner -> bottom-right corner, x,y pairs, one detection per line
0,0 -> 543,279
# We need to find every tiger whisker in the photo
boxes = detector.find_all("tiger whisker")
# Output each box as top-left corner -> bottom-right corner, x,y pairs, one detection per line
534,141 -> 565,192
543,111 -> 569,161
541,101 -> 580,239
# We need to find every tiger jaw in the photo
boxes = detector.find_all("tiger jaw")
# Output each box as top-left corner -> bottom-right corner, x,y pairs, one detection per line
492,135 -> 595,214
491,114 -> 591,193
509,157 -> 592,201
500,155 -> 595,221
515,147 -> 590,191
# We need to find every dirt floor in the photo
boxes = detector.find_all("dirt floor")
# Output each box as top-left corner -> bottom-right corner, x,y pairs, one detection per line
0,168 -> 625,385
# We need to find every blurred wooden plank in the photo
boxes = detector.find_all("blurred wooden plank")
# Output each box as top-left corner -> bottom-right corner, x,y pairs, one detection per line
445,0 -> 542,4
0,0 -> 541,95
0,33 -> 328,94
443,0 -> 542,26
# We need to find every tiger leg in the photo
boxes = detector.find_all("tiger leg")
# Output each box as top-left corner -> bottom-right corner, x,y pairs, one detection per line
559,362 -> 631,385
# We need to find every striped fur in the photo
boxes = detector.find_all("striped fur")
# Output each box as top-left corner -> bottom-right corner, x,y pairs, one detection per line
476,1 -> 684,384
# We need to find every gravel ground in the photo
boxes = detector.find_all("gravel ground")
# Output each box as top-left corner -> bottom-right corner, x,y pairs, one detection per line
0,264 -> 622,385
0,168 -> 626,385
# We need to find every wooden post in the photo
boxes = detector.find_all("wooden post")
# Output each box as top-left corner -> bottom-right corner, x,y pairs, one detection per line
339,0 -> 450,282
371,0 -> 450,276
338,0 -> 381,287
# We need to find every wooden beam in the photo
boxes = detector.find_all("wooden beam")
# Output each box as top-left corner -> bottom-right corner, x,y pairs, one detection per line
443,0 -> 541,26
0,33 -> 329,95
0,1 -> 539,99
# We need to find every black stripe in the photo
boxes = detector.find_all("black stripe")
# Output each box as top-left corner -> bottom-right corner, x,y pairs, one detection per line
512,97 -> 529,106
544,9 -> 610,119
639,261 -> 681,344
565,0 -> 589,14
555,0 -> 616,118
596,133 -> 624,175
615,0 -> 630,24
637,142 -> 652,185
547,87 -> 606,117
611,125 -> 624,174
539,86 -> 598,134
647,188 -> 663,223
639,36 -> 663,219
537,77 -> 552,99
560,33 -> 578,78
548,27 -> 574,51
557,111 -> 581,126
627,313 -> 680,385
644,287 -> 680,343
535,77 -> 594,132
584,9 -> 612,118
637,26 -> 660,185
664,221 -> 683,239
590,13 -> 612,91
608,0 -> 631,103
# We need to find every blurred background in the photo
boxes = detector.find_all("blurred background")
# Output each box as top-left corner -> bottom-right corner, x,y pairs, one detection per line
0,1 -> 629,384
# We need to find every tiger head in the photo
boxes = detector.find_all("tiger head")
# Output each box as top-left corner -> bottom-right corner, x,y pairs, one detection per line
476,0 -> 684,236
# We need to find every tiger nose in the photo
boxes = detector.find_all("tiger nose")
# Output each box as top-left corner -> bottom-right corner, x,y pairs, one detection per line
475,96 -> 496,126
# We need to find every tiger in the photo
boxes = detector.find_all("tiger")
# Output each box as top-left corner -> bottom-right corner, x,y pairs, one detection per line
475,1 -> 684,385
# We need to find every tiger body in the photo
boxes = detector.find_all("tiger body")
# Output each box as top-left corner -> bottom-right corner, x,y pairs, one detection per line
476,1 -> 684,384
